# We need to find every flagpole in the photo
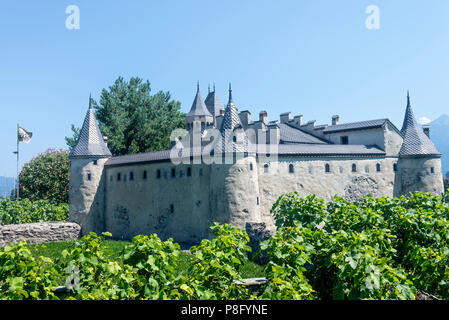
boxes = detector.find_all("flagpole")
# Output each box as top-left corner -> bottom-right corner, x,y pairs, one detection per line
16,123 -> 19,200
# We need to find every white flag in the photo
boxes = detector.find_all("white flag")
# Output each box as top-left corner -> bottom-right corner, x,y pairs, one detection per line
18,127 -> 32,143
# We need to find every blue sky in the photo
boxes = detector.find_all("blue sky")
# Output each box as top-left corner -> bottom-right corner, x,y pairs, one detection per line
1,0 -> 449,177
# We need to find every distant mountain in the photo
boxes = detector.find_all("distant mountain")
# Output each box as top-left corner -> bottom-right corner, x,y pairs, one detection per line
0,176 -> 15,198
429,114 -> 449,176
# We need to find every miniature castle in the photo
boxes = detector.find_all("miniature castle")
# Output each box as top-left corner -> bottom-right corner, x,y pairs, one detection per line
68,85 -> 444,244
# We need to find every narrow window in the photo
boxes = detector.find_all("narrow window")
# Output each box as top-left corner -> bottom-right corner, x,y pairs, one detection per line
341,136 -> 349,145
325,163 -> 330,173
264,164 -> 269,173
187,167 -> 192,177
376,163 -> 381,172
110,175 -> 113,182
87,173 -> 91,181
352,163 -> 357,173
393,163 -> 398,172
171,168 -> 176,178
289,164 -> 294,173
257,197 -> 260,205
170,204 -> 174,213
117,173 -> 121,181
143,170 -> 147,179
124,174 -> 127,182
129,171 -> 134,181
431,167 -> 435,174
93,160 -> 98,165
365,165 -> 369,173
250,163 -> 253,171
156,169 -> 161,179
199,168 -> 203,176
233,136 -> 237,143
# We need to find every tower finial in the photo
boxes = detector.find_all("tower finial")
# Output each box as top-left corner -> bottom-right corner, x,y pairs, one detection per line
208,84 -> 210,94
197,81 -> 200,93
213,83 -> 216,92
228,83 -> 233,104
407,90 -> 410,107
89,93 -> 92,109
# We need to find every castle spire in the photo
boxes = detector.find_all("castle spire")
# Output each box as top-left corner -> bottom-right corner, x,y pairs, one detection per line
69,95 -> 112,158
399,91 -> 440,157
185,82 -> 213,128
228,83 -> 233,104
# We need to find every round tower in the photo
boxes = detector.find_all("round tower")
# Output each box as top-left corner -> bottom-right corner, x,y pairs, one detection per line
69,96 -> 112,235
397,92 -> 444,196
185,82 -> 214,131
209,85 -> 261,235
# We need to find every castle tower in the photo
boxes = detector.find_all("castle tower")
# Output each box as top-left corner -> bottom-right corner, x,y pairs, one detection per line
209,84 -> 260,231
69,95 -> 112,235
185,82 -> 214,131
397,92 -> 444,195
204,83 -> 224,124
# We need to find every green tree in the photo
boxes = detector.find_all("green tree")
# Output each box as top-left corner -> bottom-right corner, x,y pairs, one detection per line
65,77 -> 185,155
18,149 -> 69,204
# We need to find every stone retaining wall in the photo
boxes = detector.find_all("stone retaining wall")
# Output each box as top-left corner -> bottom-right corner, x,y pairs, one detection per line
0,222 -> 81,247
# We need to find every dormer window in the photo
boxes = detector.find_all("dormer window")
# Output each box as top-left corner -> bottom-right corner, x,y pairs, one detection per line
352,163 -> 357,172
341,136 -> 349,145
289,164 -> 294,173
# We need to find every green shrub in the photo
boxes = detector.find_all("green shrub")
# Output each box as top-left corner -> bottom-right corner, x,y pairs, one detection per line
18,149 -> 69,204
0,241 -> 60,300
0,198 -> 68,225
122,234 -> 181,299
183,223 -> 253,300
61,232 -> 137,300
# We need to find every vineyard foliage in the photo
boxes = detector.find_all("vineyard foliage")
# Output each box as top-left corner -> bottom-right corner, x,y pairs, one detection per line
0,198 -> 68,225
1,191 -> 449,300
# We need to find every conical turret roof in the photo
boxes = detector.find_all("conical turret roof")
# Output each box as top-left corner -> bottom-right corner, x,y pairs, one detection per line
69,96 -> 112,158
186,83 -> 213,118
216,84 -> 249,153
205,84 -> 223,118
399,92 -> 440,157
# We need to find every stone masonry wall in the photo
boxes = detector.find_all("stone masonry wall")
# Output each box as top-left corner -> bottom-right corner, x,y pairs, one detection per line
0,222 -> 81,247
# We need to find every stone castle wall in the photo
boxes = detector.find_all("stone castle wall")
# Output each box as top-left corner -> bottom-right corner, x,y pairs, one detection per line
0,222 -> 81,247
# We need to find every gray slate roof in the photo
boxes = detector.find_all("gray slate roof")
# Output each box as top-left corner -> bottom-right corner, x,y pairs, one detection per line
323,119 -> 389,133
399,97 -> 440,157
205,90 -> 223,117
279,123 -> 328,144
216,87 -> 249,153
69,105 -> 112,158
275,144 -> 385,156
187,88 -> 213,118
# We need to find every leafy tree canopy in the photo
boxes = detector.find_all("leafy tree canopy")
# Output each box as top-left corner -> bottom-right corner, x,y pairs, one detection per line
66,77 -> 185,156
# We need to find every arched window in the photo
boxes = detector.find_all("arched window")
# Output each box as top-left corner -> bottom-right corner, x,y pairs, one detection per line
117,173 -> 121,181
376,163 -> 381,172
143,170 -> 147,179
289,164 -> 294,173
156,169 -> 161,179
352,163 -> 357,172
187,167 -> 192,177
325,164 -> 330,173
264,164 -> 269,173
171,168 -> 176,178
87,173 -> 91,181
129,171 -> 134,181
250,163 -> 253,171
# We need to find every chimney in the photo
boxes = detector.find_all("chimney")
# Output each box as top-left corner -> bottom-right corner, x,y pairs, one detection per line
103,136 -> 108,146
280,112 -> 291,124
293,115 -> 303,126
422,125 -> 430,138
259,110 -> 268,124
239,110 -> 251,126
332,115 -> 339,126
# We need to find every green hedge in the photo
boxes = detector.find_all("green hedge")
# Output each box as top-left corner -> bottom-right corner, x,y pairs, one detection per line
0,198 -> 68,225
1,191 -> 449,300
